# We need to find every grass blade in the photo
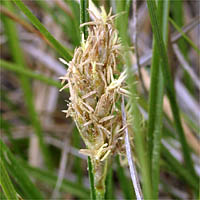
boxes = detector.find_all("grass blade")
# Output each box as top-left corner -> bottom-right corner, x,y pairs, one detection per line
0,140 -> 44,199
148,0 -> 169,198
146,0 -> 196,178
150,69 -> 164,199
0,59 -> 61,88
116,0 -> 131,45
0,159 -> 18,200
2,0 -> 52,168
170,18 -> 200,54
171,0 -> 187,56
20,159 -> 90,199
162,144 -> 198,191
35,1 -> 79,47
0,116 -> 20,155
12,0 -> 72,61
138,96 -> 199,192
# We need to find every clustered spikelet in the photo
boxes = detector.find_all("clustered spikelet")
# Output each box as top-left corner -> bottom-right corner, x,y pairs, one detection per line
60,7 -> 129,192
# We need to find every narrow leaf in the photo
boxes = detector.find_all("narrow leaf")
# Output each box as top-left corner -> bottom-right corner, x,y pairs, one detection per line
0,59 -> 61,88
2,0 -> 52,168
20,159 -> 90,199
146,0 -> 196,178
12,0 -> 72,61
0,159 -> 18,200
148,0 -> 169,198
0,140 -> 44,199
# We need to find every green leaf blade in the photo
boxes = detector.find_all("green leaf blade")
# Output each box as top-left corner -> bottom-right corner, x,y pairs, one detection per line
0,140 -> 44,199
0,159 -> 18,200
12,0 -> 73,61
146,0 -> 197,179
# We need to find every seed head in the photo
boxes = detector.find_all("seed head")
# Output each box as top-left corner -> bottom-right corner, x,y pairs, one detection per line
60,7 -> 129,189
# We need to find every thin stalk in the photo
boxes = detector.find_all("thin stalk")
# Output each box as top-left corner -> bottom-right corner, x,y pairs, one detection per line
88,157 -> 96,200
121,97 -> 143,200
12,0 -> 72,61
80,0 -> 89,39
80,0 -> 85,38
84,0 -> 89,38
2,0 -> 52,169
146,0 -> 196,178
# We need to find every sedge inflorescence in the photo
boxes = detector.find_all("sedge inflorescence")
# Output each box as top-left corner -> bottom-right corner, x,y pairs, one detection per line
60,7 -> 129,189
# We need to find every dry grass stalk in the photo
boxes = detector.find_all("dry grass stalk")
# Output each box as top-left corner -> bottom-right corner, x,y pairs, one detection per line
60,7 -> 129,193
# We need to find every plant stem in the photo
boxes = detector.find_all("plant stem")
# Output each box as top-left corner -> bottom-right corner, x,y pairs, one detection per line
122,97 -> 143,200
80,0 -> 89,39
88,157 -> 97,200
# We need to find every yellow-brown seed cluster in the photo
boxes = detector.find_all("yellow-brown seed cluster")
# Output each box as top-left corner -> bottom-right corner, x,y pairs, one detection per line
60,7 -> 128,187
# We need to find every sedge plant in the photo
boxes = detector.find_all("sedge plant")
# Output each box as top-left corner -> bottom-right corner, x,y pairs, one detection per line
60,7 -> 131,199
